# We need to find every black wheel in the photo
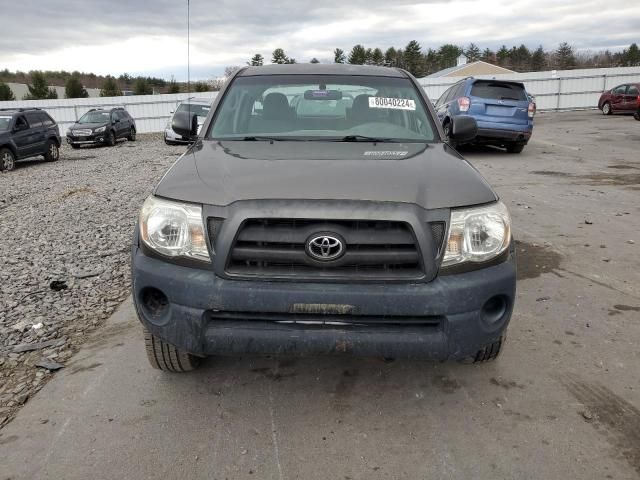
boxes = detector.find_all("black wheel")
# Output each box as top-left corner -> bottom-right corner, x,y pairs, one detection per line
601,102 -> 612,115
442,121 -> 457,148
144,328 -> 201,372
471,335 -> 506,364
506,142 -> 525,154
634,111 -> 640,121
0,147 -> 16,172
127,127 -> 136,141
44,140 -> 59,162
71,144 -> 81,150
106,130 -> 116,147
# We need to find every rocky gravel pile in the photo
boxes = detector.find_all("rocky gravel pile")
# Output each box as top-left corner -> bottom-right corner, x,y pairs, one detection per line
0,134 -> 186,427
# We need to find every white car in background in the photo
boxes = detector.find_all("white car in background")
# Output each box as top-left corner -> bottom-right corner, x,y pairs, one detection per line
164,99 -> 212,145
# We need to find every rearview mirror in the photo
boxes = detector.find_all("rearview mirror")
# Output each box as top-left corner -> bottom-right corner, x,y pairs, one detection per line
172,110 -> 198,139
449,116 -> 477,143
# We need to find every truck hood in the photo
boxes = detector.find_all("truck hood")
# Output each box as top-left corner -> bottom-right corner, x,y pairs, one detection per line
154,140 -> 497,210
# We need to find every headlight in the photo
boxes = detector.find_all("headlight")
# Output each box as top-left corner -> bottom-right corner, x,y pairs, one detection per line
139,196 -> 210,262
94,126 -> 106,133
442,201 -> 511,266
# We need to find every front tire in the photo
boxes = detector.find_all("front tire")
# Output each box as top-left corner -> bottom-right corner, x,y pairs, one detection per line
634,111 -> 640,121
144,329 -> 201,372
127,127 -> 136,141
44,140 -> 60,162
0,147 -> 16,172
442,121 -> 457,148
106,130 -> 116,147
472,335 -> 506,364
601,102 -> 612,115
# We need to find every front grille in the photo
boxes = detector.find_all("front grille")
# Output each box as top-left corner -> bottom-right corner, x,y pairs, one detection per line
72,129 -> 92,136
226,218 -> 424,280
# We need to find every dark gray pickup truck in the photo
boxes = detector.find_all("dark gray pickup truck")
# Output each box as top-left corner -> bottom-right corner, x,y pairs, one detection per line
131,64 -> 515,372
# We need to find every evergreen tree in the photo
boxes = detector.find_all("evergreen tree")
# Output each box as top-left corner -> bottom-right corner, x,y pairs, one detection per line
348,44 -> 367,65
555,42 -> 576,69
384,47 -> 397,66
334,48 -> 346,63
249,54 -> 264,66
480,48 -> 495,63
310,58 -> 320,63
24,71 -> 57,100
622,43 -> 640,66
100,76 -> 122,97
403,40 -> 424,77
371,48 -> 384,66
271,48 -> 289,64
465,43 -> 481,62
437,44 -> 463,69
364,48 -> 374,65
531,46 -> 546,71
0,81 -> 15,101
133,77 -> 153,95
65,72 -> 88,98
496,45 -> 510,67
511,44 -> 531,71
422,49 -> 439,75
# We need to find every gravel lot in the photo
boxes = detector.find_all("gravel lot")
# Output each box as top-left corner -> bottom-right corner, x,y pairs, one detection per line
0,135 -> 186,425
1,112 -> 640,479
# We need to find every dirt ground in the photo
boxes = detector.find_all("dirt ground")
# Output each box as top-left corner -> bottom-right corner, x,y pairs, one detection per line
0,111 -> 639,480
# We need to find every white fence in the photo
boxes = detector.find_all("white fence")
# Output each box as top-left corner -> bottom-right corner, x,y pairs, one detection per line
418,66 -> 640,111
0,92 -> 217,134
1,66 -> 640,134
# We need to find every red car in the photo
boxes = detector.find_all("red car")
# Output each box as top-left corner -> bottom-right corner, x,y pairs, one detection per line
598,83 -> 640,115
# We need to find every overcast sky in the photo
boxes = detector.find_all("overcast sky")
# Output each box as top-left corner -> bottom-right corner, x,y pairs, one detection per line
1,0 -> 638,80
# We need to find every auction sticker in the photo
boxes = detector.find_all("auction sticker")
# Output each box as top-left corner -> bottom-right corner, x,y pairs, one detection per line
369,97 -> 416,110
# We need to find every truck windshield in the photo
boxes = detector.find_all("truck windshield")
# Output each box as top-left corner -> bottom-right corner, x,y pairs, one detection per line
209,75 -> 436,142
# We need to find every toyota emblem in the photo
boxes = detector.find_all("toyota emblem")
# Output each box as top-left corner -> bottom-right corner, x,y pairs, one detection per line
306,234 -> 345,261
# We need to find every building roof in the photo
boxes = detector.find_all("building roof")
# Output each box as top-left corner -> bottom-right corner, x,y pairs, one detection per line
425,61 -> 515,78
240,63 -> 406,77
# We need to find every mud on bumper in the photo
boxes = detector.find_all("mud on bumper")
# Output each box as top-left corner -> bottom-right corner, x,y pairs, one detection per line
131,244 -> 516,361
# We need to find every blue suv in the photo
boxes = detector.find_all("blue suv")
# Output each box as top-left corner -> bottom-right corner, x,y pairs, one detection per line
434,78 -> 535,153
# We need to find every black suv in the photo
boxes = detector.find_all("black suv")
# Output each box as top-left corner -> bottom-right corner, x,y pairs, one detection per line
0,108 -> 61,172
67,107 -> 136,148
132,64 -> 516,372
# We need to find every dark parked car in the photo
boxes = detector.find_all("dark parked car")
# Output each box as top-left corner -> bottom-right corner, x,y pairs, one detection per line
66,107 -> 136,148
132,64 -> 515,372
435,77 -> 535,153
598,83 -> 640,115
0,108 -> 61,172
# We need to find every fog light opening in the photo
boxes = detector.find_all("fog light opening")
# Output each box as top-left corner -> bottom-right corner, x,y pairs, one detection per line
481,295 -> 508,327
140,287 -> 169,319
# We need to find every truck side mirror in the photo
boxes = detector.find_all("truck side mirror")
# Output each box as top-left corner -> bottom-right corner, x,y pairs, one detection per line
172,111 -> 198,139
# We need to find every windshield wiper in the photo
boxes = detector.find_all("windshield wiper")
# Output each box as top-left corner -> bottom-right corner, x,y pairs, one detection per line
240,136 -> 288,142
334,135 -> 395,143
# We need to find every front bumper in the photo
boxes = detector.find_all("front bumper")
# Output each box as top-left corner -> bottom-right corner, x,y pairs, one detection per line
164,128 -> 191,144
67,132 -> 106,145
131,241 -> 517,361
475,121 -> 533,144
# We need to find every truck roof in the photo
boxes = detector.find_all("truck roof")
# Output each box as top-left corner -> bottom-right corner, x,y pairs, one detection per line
239,63 -> 407,78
